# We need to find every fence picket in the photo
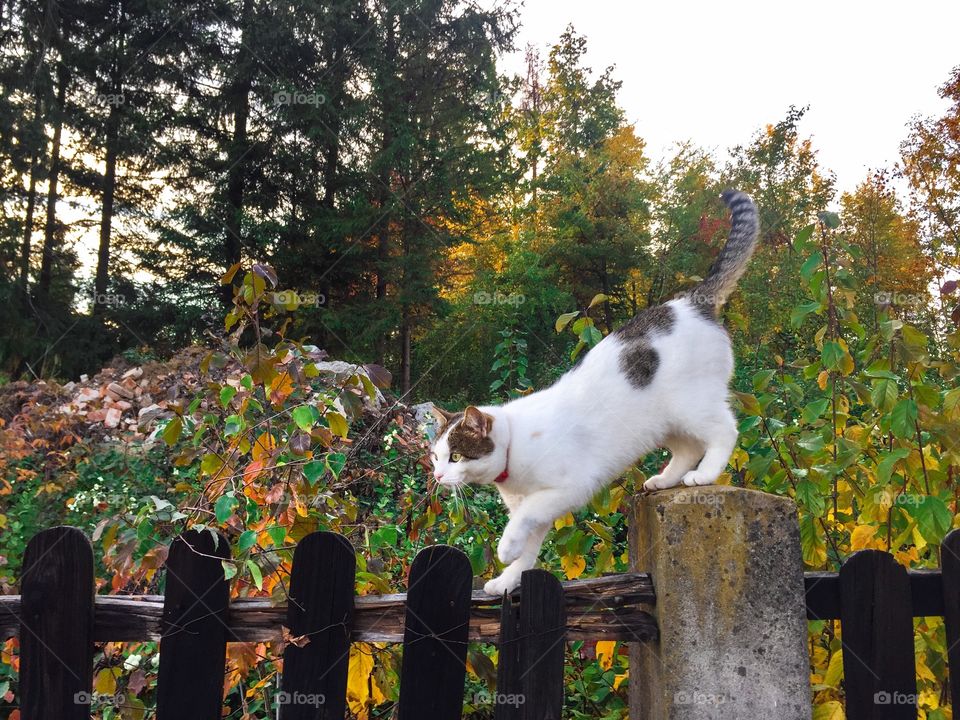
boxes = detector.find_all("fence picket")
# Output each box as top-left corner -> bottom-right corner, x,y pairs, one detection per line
519,570 -> 565,720
839,549 -> 916,720
495,592 -> 521,720
279,531 -> 356,719
19,526 -> 95,720
156,528 -> 232,720
941,529 -> 960,710
397,545 -> 472,720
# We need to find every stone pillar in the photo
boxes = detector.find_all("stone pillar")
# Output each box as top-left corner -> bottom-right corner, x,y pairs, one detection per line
629,485 -> 811,720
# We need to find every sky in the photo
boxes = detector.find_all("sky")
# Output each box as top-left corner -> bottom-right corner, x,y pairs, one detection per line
499,0 -> 960,196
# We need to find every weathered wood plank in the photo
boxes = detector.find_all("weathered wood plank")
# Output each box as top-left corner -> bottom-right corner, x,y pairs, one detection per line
941,529 -> 960,711
156,529 -> 233,720
0,573 -> 656,643
840,550 -> 917,720
494,593 -> 521,720
807,569 -> 943,620
397,545 -> 473,720
19,526 -> 95,720
279,531 -> 355,720
519,570 -> 565,720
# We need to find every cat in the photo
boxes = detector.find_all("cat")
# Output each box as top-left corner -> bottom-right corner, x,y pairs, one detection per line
429,189 -> 759,596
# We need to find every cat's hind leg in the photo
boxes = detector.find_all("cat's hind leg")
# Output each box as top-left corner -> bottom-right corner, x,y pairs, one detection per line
681,409 -> 737,487
643,435 -> 704,491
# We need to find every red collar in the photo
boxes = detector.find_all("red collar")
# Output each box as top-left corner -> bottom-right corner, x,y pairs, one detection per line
494,448 -> 509,483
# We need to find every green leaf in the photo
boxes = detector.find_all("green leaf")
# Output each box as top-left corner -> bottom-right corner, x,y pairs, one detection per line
889,399 -> 918,440
821,341 -> 845,371
246,559 -> 264,590
790,301 -> 822,328
800,513 -> 826,566
795,480 -> 825,517
588,293 -> 609,308
222,560 -> 238,580
292,405 -> 319,431
870,379 -> 899,412
802,398 -> 830,424
579,325 -> 603,347
162,417 -> 183,446
240,374 -> 254,391
326,452 -> 347,480
219,385 -> 237,408
734,391 -> 762,416
876,449 -> 911,484
818,211 -> 841,229
555,311 -> 579,333
303,460 -> 325,486
908,496 -> 953,544
266,526 -> 286,547
794,223 -> 816,252
801,252 -> 823,283
237,530 -> 257,552
215,494 -> 239,524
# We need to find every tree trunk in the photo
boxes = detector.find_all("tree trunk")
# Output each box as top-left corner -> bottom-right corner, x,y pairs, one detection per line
94,104 -> 120,313
19,141 -> 39,289
38,64 -> 68,299
222,0 -> 254,303
373,8 -> 396,364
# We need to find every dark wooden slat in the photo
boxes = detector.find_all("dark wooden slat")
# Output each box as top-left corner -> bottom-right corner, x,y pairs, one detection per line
806,569 -> 944,620
519,570 -> 565,720
941,529 -> 960,711
156,529 -> 232,720
0,573 -> 657,643
19,526 -> 95,720
840,550 -> 917,720
279,531 -> 355,720
494,593 -> 521,720
397,545 -> 472,720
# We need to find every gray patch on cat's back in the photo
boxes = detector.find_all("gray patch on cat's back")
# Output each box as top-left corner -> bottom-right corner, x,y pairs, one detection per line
615,304 -> 676,388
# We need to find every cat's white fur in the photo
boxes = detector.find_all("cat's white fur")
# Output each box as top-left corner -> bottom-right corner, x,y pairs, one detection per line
431,190 -> 757,595
432,298 -> 737,595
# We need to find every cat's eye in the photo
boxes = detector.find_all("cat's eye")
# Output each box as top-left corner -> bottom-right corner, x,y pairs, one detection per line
450,452 -> 463,462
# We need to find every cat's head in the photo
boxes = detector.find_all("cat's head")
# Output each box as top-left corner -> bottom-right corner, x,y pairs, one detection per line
429,405 -> 505,487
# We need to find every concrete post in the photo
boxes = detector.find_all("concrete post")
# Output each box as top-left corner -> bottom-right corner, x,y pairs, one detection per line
629,485 -> 811,720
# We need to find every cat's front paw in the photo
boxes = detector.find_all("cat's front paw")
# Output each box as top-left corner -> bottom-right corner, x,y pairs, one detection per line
484,572 -> 520,596
644,474 -> 680,491
681,470 -> 718,487
497,527 -> 526,564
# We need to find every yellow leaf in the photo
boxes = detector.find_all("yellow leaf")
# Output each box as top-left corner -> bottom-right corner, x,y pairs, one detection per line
613,671 -> 628,690
895,546 -> 920,566
596,641 -> 616,670
346,643 -> 385,719
561,554 -> 586,579
252,433 -> 276,462
554,512 -> 575,530
94,667 -> 120,695
824,649 -> 843,688
327,411 -> 349,438
812,700 -> 845,720
851,525 -> 879,551
817,370 -> 830,390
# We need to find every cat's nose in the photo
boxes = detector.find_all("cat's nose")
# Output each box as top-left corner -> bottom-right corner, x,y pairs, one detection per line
434,470 -> 444,481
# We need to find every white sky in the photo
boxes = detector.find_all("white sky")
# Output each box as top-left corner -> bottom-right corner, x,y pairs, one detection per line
500,0 -> 960,195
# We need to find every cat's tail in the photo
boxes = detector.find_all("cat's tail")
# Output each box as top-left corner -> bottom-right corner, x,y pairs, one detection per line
690,189 -> 759,316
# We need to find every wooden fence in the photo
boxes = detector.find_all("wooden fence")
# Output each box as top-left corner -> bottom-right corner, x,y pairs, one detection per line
0,526 -> 656,720
5,524 -> 960,718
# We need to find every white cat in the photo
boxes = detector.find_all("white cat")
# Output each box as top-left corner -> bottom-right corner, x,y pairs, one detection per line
430,190 -> 759,595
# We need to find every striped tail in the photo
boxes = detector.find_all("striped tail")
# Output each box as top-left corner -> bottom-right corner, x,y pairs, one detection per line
690,189 -> 759,317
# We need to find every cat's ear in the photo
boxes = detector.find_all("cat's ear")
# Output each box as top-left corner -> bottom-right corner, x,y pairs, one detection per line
462,406 -> 493,437
430,404 -> 456,424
